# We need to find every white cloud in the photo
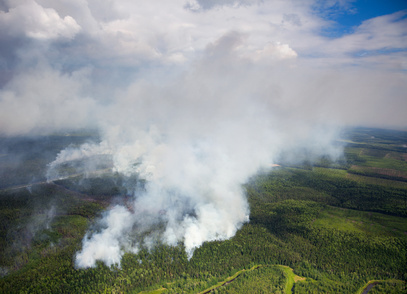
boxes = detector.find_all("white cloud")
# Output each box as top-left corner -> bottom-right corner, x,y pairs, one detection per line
1,0 -> 405,71
184,0 -> 260,11
311,10 -> 407,62
0,1 -> 405,140
253,42 -> 298,60
0,0 -> 81,40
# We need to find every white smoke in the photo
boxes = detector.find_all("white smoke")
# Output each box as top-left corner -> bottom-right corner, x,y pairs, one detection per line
46,141 -> 113,181
0,0 -> 405,270
75,206 -> 135,268
42,33 -> 344,268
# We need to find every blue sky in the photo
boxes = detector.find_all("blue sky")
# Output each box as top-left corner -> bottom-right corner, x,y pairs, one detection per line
322,0 -> 407,37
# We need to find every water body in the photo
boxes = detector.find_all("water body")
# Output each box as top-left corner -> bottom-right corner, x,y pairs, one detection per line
362,282 -> 378,294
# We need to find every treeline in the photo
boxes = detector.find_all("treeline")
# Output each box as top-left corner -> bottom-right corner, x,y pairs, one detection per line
2,195 -> 406,293
0,184 -> 105,274
247,168 -> 407,217
347,168 -> 407,183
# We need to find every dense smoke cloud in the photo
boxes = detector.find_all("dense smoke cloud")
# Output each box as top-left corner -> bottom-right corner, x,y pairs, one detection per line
0,0 -> 406,268
50,33 -> 344,268
0,64 -> 97,135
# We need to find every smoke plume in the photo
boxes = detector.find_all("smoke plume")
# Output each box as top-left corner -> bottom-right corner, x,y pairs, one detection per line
44,33 -> 343,268
1,0 -> 406,269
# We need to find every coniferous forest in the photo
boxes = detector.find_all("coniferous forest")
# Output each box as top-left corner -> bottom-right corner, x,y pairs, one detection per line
0,127 -> 406,293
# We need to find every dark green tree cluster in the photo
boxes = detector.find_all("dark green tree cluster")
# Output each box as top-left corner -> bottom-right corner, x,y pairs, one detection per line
1,128 -> 407,293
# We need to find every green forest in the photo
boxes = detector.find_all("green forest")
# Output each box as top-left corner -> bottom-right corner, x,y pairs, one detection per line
0,127 -> 406,293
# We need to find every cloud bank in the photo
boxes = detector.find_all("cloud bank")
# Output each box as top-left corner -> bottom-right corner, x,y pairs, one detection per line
0,0 -> 406,268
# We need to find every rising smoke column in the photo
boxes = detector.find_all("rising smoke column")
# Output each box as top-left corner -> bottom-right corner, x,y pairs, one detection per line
45,33 -> 343,268
0,0 -> 405,270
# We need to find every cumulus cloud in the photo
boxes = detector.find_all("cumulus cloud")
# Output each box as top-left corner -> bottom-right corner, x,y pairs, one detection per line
324,10 -> 407,56
253,41 -> 298,60
184,0 -> 260,11
0,0 -> 80,40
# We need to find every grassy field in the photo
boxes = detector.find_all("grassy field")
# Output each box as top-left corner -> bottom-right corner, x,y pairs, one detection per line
196,265 -> 261,294
314,206 -> 407,237
274,265 -> 306,294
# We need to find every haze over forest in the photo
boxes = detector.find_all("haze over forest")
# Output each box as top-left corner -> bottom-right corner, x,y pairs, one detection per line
0,0 -> 406,269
